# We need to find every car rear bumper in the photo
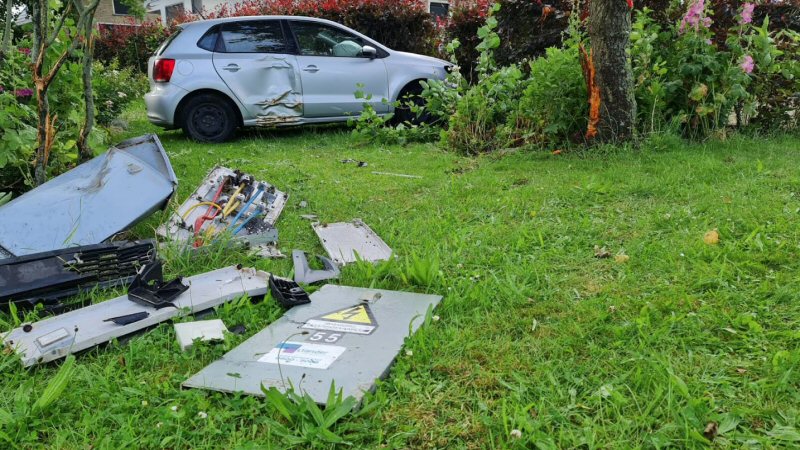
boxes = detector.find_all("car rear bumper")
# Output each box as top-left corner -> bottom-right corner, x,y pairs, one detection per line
144,83 -> 189,128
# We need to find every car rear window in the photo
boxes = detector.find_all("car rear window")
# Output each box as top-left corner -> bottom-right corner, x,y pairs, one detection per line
197,26 -> 219,52
155,29 -> 182,57
218,21 -> 288,54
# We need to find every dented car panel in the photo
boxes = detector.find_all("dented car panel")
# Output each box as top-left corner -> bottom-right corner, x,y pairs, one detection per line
212,52 -> 304,123
0,135 -> 177,258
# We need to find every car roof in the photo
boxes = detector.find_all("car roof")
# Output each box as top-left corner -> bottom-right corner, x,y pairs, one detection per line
180,15 -> 341,28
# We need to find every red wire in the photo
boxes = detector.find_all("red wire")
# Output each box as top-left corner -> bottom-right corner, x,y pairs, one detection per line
193,177 -> 228,247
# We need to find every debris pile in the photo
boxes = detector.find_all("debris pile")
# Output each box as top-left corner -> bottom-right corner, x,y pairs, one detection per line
0,134 -> 441,409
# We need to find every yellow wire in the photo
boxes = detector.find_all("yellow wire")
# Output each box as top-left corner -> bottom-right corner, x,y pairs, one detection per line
181,202 -> 221,221
222,184 -> 246,216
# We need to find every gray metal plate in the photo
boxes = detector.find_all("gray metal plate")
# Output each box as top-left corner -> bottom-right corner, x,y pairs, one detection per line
183,285 -> 441,404
0,135 -> 177,257
312,220 -> 393,266
3,266 -> 268,367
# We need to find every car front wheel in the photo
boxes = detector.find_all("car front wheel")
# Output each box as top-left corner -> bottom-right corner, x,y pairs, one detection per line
181,94 -> 238,143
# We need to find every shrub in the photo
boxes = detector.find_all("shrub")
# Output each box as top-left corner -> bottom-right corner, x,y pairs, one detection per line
95,20 -> 175,73
209,0 -> 438,55
445,0 -> 490,81
442,5 -> 526,154
93,61 -> 149,126
445,0 -> 574,80
506,45 -> 588,146
631,3 -> 800,137
0,42 -> 100,192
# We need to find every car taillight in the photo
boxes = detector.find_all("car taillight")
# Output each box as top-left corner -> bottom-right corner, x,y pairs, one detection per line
153,59 -> 176,83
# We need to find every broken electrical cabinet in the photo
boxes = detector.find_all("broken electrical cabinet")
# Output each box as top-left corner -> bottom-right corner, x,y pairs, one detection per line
312,220 -> 392,266
3,266 -> 269,367
0,240 -> 156,311
183,285 -> 442,405
158,167 -> 288,257
127,260 -> 189,309
292,250 -> 340,284
269,274 -> 310,308
0,135 -> 177,259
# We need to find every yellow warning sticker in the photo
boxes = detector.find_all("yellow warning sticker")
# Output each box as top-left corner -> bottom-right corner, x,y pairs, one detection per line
320,305 -> 374,324
302,304 -> 378,335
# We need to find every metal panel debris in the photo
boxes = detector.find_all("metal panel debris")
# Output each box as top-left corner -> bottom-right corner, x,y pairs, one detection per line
0,240 -> 156,311
183,285 -> 441,404
3,266 -> 268,367
312,220 -> 392,266
292,250 -> 340,284
157,167 -> 288,256
175,319 -> 228,351
0,135 -> 177,258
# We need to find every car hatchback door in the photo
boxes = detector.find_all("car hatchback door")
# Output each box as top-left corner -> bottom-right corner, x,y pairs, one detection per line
212,20 -> 304,126
289,20 -> 389,118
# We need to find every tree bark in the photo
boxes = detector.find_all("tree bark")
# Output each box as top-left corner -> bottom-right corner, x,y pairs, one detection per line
587,0 -> 636,142
76,0 -> 98,161
1,0 -> 14,58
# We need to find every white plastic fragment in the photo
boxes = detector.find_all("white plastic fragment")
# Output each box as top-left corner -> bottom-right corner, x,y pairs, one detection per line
174,319 -> 228,351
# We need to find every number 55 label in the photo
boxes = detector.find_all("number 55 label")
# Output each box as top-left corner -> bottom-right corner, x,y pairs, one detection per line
306,331 -> 343,343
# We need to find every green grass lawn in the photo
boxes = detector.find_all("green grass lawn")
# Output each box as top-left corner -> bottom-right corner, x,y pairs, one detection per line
2,104 -> 800,449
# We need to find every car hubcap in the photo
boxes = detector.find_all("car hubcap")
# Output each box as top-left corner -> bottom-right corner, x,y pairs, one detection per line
192,104 -> 225,138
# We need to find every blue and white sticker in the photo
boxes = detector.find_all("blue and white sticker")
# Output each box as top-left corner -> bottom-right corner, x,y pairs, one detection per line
258,341 -> 346,369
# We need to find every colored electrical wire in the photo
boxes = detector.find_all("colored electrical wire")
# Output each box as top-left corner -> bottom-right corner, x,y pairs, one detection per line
227,185 -> 264,231
232,207 -> 263,235
222,184 -> 246,217
192,177 -> 229,247
181,202 -> 221,221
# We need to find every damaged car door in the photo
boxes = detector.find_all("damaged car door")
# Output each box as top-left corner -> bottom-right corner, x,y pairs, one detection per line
289,20 -> 389,118
212,20 -> 303,126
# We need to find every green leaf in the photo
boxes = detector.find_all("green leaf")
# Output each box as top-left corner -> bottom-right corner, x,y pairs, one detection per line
767,425 -> 800,441
32,355 -> 76,413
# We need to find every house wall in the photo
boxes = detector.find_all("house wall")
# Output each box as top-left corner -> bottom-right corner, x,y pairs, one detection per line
95,0 -> 160,25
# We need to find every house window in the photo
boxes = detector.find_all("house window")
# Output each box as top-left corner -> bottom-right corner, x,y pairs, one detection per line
165,3 -> 185,22
430,1 -> 449,18
113,0 -> 131,15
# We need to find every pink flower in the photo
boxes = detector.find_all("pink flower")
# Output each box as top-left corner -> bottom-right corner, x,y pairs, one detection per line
740,55 -> 755,74
741,3 -> 755,25
680,0 -> 712,33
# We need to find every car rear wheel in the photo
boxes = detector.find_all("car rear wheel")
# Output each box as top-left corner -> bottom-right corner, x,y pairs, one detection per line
181,94 -> 238,143
392,82 -> 431,126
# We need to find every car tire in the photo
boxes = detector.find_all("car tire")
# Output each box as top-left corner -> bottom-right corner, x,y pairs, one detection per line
392,82 -> 431,126
181,94 -> 238,143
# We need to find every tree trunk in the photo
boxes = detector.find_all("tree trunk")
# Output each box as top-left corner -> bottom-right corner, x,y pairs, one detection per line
33,0 -> 50,186
1,0 -> 14,58
587,0 -> 636,142
77,16 -> 95,161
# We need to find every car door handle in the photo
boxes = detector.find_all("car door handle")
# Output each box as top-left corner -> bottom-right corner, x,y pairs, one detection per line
303,65 -> 319,73
222,64 -> 240,72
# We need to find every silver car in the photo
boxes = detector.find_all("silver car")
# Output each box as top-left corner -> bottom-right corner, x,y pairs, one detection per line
145,16 -> 450,142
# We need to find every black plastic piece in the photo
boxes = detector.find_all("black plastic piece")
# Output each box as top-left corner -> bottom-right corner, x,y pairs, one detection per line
103,311 -> 150,325
0,240 -> 157,311
229,324 -> 247,335
127,260 -> 188,309
269,275 -> 310,308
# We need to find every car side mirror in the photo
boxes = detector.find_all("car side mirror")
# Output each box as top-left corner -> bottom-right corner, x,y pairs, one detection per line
361,45 -> 377,59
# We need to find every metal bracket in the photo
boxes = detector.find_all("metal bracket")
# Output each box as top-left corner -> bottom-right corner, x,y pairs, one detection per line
292,250 -> 341,284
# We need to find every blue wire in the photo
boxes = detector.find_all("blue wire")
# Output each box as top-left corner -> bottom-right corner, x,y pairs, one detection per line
227,185 -> 264,231
232,207 -> 263,235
